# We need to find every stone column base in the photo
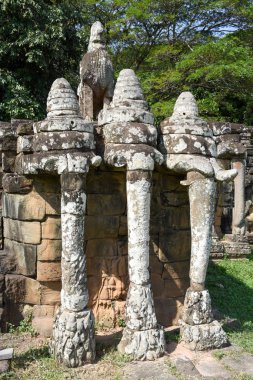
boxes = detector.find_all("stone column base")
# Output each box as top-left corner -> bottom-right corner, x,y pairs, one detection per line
180,288 -> 228,350
118,326 -> 165,360
50,308 -> 95,367
180,320 -> 228,350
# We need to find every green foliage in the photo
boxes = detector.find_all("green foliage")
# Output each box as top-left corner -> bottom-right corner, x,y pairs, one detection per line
140,33 -> 253,124
7,314 -> 37,337
0,0 -> 253,123
0,0 -> 88,121
8,346 -> 67,380
99,346 -> 132,365
117,317 -> 126,328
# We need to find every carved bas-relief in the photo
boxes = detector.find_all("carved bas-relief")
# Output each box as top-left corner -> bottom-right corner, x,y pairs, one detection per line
160,92 -> 237,350
14,78 -> 102,367
78,21 -> 114,120
99,69 -> 165,360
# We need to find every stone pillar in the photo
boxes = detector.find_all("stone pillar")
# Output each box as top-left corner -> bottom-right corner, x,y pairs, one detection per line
187,172 -> 216,289
118,169 -> 164,360
180,171 -> 228,350
232,158 -> 246,235
50,172 -> 95,367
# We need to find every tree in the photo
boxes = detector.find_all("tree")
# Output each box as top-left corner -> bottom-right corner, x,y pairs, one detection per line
140,32 -> 253,124
0,0 -> 89,120
85,0 -> 253,70
0,0 -> 253,123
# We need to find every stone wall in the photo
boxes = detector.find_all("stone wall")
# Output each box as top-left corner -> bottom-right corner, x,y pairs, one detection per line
86,167 -> 190,329
0,120 -> 191,335
1,122 -> 251,335
0,120 -> 62,335
2,174 -> 61,335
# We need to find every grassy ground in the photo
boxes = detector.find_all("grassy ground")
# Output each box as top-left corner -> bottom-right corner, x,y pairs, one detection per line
0,334 -> 131,380
206,251 -> 253,354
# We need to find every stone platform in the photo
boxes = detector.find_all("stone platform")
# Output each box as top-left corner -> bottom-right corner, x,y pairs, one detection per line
211,234 -> 251,259
123,341 -> 253,379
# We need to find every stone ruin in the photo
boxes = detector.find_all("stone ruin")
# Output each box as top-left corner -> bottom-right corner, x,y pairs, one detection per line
0,21 -> 252,366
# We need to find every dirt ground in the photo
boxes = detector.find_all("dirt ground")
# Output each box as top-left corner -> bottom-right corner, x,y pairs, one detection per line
1,329 -> 253,380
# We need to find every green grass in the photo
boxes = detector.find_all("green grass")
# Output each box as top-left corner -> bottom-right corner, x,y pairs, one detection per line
0,341 -> 131,380
206,250 -> 253,353
7,314 -> 37,337
0,346 -> 67,380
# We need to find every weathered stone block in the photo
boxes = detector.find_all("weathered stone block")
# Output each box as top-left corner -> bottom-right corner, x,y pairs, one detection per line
2,152 -> 16,173
33,175 -> 61,194
37,261 -> 61,282
4,238 -> 36,276
163,278 -> 190,298
87,193 -> 126,215
37,239 -> 61,261
119,216 -> 128,235
149,255 -> 163,275
32,317 -> 54,337
87,276 -> 100,304
2,173 -> 33,194
104,122 -> 157,146
159,207 -> 190,230
160,134 -> 216,156
158,231 -> 191,262
162,260 -> 190,280
216,134 -> 246,158
33,304 -> 57,318
40,281 -> 61,305
161,120 -> 211,136
34,118 -> 94,133
2,135 -> 17,151
154,297 -> 184,326
0,253 -> 12,275
45,193 -> 61,215
0,275 -> 4,291
209,121 -> 246,136
15,119 -> 33,136
86,238 -> 117,258
0,121 -> 11,133
5,274 -> 40,304
160,191 -> 189,207
17,135 -> 33,153
33,131 -> 94,152
223,241 -> 251,257
117,238 -> 128,256
151,274 -> 164,298
4,218 -> 41,244
159,173 -> 185,192
2,192 -> 46,221
86,216 -> 120,239
87,171 -> 126,194
111,256 -> 128,277
42,217 -> 61,239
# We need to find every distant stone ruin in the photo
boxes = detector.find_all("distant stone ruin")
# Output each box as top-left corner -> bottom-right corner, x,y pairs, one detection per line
0,21 -> 252,367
